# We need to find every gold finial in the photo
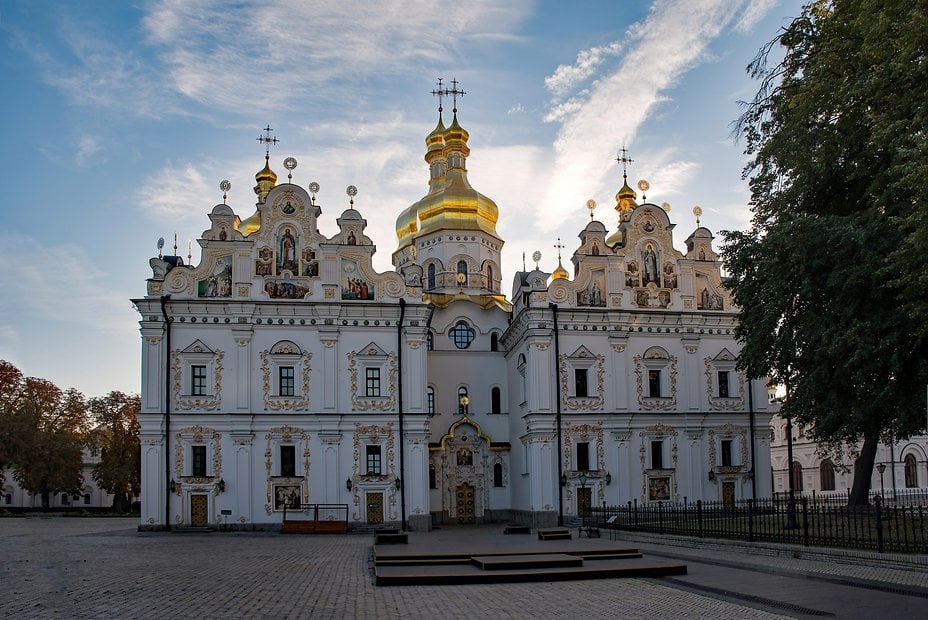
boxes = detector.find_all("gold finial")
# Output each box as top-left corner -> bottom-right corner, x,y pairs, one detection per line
586,199 -> 597,220
173,232 -> 178,256
219,180 -> 231,204
256,125 -> 279,156
554,237 -> 564,260
532,250 -> 541,270
283,157 -> 297,182
661,201 -> 671,213
187,239 -> 192,263
346,185 -> 358,208
637,179 -> 649,202
693,206 -> 703,226
308,182 -> 320,205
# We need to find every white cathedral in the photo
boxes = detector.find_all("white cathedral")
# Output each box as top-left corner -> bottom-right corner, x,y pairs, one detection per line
135,101 -> 773,531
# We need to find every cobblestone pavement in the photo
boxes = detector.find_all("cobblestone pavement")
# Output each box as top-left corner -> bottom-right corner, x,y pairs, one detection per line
0,518 -> 791,619
5,519 -> 928,619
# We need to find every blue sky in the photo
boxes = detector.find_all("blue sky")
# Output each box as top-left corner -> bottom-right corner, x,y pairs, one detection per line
0,0 -> 802,397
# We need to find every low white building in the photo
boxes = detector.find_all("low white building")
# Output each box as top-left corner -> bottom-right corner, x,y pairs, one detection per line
1,448 -> 128,510
134,104 -> 772,530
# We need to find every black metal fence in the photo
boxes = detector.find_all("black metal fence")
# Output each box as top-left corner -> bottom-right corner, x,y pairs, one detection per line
591,491 -> 928,554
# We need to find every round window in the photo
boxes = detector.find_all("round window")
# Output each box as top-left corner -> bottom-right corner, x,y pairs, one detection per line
449,321 -> 475,349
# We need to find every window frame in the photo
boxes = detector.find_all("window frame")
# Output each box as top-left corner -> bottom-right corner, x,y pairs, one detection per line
191,445 -> 207,477
279,365 -> 295,397
651,440 -> 664,470
449,321 -> 475,349
576,441 -> 590,472
365,367 -> 382,397
280,445 -> 297,477
366,445 -> 382,475
191,364 -> 208,396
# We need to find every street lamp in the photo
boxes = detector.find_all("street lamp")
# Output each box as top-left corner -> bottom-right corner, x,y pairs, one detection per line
876,462 -> 886,499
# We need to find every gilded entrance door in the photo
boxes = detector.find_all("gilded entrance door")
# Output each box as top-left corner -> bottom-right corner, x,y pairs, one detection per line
722,481 -> 735,509
577,487 -> 592,519
366,492 -> 384,525
456,484 -> 475,524
190,494 -> 209,527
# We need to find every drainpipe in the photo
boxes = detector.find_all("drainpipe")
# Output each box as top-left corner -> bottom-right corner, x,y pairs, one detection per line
549,302 -> 564,527
160,295 -> 172,532
748,378 -> 757,499
397,298 -> 407,531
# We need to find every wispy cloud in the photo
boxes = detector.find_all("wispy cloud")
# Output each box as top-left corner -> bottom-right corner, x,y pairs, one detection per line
0,234 -> 136,333
544,41 -> 623,97
539,0 -> 777,229
75,134 -> 101,166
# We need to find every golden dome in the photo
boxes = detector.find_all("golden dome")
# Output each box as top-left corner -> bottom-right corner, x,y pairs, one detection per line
552,259 -> 569,280
253,155 -> 277,203
426,114 -> 446,157
397,111 -> 498,250
240,209 -> 261,236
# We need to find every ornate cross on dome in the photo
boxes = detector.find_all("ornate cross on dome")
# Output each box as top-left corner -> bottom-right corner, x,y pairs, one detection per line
447,78 -> 466,113
431,77 -> 445,112
256,125 -> 279,156
617,146 -> 634,181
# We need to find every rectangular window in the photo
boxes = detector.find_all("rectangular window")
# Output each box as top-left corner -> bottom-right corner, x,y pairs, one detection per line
574,368 -> 588,398
648,370 -> 662,397
83,494 -> 91,505
191,365 -> 207,396
3,493 -> 11,505
429,465 -> 436,489
280,445 -> 296,477
721,440 -> 733,467
576,442 -> 590,471
366,445 -> 382,475
718,371 -> 730,398
279,366 -> 295,397
365,368 -> 381,397
427,388 -> 435,415
651,440 -> 664,470
192,445 -> 207,477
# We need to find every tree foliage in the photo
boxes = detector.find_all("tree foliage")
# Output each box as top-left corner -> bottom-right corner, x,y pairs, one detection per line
89,391 -> 141,512
12,376 -> 88,507
723,0 -> 928,504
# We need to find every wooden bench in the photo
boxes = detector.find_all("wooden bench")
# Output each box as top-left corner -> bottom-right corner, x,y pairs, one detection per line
578,525 -> 600,538
537,527 -> 572,541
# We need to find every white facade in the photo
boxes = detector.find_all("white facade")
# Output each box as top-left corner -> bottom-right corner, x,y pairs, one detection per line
135,111 -> 772,530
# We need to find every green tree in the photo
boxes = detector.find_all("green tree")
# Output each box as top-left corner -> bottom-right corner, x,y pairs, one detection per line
11,377 -> 87,507
0,360 -> 28,485
88,392 -> 141,512
724,0 -> 928,504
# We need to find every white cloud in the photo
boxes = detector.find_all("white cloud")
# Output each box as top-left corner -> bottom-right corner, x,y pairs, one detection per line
544,41 -> 623,97
0,234 -> 137,333
539,0 -> 756,230
507,103 -> 526,115
75,134 -> 101,166
734,0 -> 782,34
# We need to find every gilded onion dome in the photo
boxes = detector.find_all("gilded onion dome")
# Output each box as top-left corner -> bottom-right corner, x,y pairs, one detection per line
552,258 -> 569,280
239,155 -> 278,236
606,175 -> 638,247
253,154 -> 278,204
396,111 -> 499,250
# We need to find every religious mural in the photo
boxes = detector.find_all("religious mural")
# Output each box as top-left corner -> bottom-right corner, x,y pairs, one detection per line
648,476 -> 671,501
642,244 -> 660,286
255,246 -> 273,276
273,485 -> 301,510
341,258 -> 374,300
577,277 -> 605,307
198,256 -> 232,298
698,288 -> 724,310
301,248 -> 319,277
264,274 -> 309,299
277,227 -> 298,275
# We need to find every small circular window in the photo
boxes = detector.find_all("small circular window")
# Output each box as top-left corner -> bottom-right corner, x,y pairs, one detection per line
449,321 -> 475,349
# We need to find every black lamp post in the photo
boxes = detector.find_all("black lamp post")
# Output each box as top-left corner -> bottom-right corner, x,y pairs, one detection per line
877,462 -> 886,499
345,478 -> 352,492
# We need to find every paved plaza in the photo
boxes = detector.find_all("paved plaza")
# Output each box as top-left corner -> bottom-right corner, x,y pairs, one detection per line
1,517 -> 927,619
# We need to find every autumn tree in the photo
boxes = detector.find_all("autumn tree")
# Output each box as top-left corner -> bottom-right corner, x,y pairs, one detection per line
88,391 -> 141,512
723,0 -> 928,504
11,376 -> 88,507
0,360 -> 28,485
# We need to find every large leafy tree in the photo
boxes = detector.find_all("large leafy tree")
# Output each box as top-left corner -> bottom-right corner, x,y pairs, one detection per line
88,391 -> 141,512
10,373 -> 88,507
724,0 -> 928,504
0,360 -> 29,485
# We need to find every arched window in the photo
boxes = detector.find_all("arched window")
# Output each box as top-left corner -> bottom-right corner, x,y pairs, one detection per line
457,260 -> 468,276
790,461 -> 803,492
427,264 -> 436,290
490,332 -> 499,352
493,463 -> 504,487
458,387 -> 469,414
487,265 -> 494,291
426,387 -> 435,416
426,331 -> 434,351
491,387 -> 501,414
819,459 -> 836,491
904,454 -> 918,488
449,321 -> 475,349
428,463 -> 436,489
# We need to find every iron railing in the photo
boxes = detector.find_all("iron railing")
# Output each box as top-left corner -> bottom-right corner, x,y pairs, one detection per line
591,492 -> 928,554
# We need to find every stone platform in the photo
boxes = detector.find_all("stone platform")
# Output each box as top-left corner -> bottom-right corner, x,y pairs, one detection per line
373,527 -> 686,586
